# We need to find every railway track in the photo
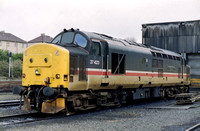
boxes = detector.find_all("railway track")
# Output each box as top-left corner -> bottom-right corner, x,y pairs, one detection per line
0,100 -> 23,107
0,104 -> 110,126
0,112 -> 61,126
185,123 -> 200,131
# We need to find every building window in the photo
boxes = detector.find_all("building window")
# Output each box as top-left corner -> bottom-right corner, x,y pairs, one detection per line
7,42 -> 9,47
0,41 -> 1,46
15,43 -> 18,47
26,44 -> 28,48
22,43 -> 24,48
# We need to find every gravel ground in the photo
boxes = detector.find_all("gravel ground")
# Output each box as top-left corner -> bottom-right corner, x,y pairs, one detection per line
0,95 -> 199,131
0,93 -> 27,117
0,92 -> 20,101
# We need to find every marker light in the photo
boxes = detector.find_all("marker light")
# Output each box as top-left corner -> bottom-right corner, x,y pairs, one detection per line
56,74 -> 60,79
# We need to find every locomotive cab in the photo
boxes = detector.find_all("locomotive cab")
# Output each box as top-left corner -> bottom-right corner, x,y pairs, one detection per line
13,29 -> 98,114
52,29 -> 90,52
15,43 -> 70,113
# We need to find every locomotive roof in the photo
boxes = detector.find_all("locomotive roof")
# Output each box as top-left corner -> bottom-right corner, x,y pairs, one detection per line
60,28 -> 181,57
83,31 -> 181,57
83,31 -> 143,47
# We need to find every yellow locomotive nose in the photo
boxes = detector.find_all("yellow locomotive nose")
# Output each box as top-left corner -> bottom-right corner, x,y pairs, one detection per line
22,43 -> 70,88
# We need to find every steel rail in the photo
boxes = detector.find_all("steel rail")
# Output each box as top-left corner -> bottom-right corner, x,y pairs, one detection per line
0,100 -> 23,107
185,123 -> 200,131
0,113 -> 56,126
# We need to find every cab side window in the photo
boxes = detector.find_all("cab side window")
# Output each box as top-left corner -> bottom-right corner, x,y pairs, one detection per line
74,34 -> 87,48
92,41 -> 101,56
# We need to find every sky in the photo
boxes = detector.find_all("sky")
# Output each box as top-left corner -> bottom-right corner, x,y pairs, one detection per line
0,0 -> 199,43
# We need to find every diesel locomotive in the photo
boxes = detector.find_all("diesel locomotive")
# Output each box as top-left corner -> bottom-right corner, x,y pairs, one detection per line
14,28 -> 190,114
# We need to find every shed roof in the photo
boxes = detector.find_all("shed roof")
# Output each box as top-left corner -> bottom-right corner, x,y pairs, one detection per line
142,19 -> 200,26
28,33 -> 53,43
0,31 -> 27,43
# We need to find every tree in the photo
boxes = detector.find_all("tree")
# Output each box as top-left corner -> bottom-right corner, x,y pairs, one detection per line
0,61 -> 9,77
12,53 -> 23,61
0,49 -> 23,61
0,50 -> 9,61
13,59 -> 22,78
0,49 -> 23,79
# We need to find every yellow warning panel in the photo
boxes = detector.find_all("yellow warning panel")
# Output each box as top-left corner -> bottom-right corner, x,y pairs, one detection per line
41,98 -> 65,114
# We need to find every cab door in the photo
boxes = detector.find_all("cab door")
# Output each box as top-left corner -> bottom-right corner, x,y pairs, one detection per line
89,40 -> 109,86
100,41 -> 109,86
89,40 -> 102,70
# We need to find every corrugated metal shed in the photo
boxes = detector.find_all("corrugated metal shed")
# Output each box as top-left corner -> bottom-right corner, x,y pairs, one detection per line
142,20 -> 200,53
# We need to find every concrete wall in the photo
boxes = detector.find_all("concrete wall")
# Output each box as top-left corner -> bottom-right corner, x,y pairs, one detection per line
0,40 -> 28,53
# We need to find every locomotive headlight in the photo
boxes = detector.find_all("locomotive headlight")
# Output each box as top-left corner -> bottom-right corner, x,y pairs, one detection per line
35,69 -> 40,75
44,77 -> 50,84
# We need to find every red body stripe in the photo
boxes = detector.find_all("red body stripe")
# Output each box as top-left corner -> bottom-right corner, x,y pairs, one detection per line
86,71 -> 102,75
